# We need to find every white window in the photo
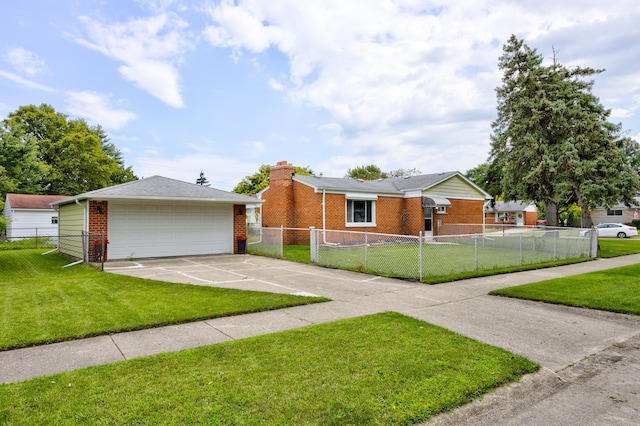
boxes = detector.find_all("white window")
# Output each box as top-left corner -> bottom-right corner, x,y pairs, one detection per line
346,199 -> 375,226
436,206 -> 447,214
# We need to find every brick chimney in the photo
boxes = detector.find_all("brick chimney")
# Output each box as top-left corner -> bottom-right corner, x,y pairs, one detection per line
263,161 -> 296,228
270,160 -> 296,182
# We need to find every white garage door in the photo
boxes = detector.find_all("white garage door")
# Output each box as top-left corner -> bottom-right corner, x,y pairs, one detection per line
107,201 -> 233,260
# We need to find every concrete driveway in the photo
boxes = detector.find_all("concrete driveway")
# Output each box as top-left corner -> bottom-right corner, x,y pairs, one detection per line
102,254 -> 640,425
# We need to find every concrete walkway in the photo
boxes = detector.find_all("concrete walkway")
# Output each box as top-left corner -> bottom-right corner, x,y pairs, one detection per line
2,254 -> 640,424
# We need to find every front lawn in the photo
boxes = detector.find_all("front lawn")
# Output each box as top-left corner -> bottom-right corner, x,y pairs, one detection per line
0,312 -> 539,425
596,238 -> 640,257
0,250 -> 328,351
490,263 -> 640,315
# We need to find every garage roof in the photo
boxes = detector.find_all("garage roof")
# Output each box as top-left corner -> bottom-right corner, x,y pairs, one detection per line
51,176 -> 261,205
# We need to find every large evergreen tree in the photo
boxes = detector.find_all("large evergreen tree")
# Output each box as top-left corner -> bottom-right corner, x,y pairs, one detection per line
0,123 -> 48,203
488,36 -> 638,227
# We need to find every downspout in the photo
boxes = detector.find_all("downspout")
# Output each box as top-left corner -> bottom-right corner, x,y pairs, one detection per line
322,189 -> 327,243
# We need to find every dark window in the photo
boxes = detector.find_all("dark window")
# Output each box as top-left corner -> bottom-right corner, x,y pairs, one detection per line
347,200 -> 374,223
606,209 -> 623,216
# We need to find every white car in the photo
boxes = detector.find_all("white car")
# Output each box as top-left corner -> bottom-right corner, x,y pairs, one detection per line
582,223 -> 638,238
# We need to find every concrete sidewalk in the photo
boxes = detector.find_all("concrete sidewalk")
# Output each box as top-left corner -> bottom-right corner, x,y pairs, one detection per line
2,254 -> 640,424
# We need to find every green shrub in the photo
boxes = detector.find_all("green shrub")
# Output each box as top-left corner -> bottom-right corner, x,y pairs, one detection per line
631,219 -> 640,229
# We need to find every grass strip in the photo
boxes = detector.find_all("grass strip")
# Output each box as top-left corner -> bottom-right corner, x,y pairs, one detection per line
596,238 -> 640,257
0,312 -> 538,425
490,263 -> 640,315
0,250 -> 328,351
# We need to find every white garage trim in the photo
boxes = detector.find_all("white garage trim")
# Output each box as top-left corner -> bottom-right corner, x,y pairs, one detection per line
108,201 -> 233,260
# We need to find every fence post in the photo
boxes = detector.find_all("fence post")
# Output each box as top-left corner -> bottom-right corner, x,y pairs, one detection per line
310,227 -> 316,263
520,234 -> 523,266
364,232 -> 368,271
474,236 -> 479,271
419,231 -> 423,281
280,225 -> 284,258
554,230 -> 558,261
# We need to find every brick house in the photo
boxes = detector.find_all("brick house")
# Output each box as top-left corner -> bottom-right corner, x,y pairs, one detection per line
259,161 -> 491,243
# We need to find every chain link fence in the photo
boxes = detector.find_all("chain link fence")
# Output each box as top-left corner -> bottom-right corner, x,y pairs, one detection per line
246,225 -> 596,281
1,229 -> 107,269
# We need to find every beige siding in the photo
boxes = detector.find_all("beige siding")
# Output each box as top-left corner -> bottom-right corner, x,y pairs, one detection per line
58,201 -> 86,259
424,175 -> 486,199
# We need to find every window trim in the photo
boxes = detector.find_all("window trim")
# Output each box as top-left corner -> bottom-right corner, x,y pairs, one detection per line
606,209 -> 623,216
346,198 -> 376,227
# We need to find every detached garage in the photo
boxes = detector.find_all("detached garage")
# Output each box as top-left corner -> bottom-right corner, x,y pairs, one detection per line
51,176 -> 259,261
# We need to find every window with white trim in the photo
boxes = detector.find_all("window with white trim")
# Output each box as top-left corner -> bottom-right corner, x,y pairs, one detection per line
436,206 -> 447,214
346,199 -> 375,225
606,209 -> 623,216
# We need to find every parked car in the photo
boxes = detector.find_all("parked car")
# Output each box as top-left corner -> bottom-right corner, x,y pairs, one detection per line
536,219 -> 547,226
580,223 -> 638,238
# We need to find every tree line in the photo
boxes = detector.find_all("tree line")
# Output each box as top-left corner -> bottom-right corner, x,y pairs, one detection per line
0,104 -> 137,209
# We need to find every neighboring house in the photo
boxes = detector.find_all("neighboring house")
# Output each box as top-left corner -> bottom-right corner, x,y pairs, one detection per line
259,161 -> 491,242
590,197 -> 640,225
484,201 -> 538,227
3,193 -> 68,239
51,176 -> 260,261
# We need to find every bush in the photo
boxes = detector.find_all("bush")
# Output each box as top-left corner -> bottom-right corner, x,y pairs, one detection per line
631,219 -> 640,230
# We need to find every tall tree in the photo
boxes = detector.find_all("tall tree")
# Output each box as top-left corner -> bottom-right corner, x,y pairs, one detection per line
3,104 -> 137,194
345,164 -> 387,180
234,164 -> 314,195
0,123 -> 48,205
488,35 -> 638,227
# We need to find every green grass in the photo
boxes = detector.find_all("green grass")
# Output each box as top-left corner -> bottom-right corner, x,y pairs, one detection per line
0,250 -> 329,351
490,263 -> 640,315
596,238 -> 640,257
0,312 -> 539,425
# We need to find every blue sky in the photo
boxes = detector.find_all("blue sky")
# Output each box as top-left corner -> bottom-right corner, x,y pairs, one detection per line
1,0 -> 639,191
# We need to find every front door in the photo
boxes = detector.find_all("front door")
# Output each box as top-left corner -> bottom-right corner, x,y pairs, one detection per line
516,212 -> 524,226
424,207 -> 433,237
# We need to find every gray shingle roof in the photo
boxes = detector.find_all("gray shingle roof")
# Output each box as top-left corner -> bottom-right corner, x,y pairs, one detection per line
52,176 -> 259,205
293,171 -> 465,194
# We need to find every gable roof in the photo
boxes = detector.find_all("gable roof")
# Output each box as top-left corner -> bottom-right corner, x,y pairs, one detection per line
51,176 -> 260,206
486,201 -> 536,212
292,171 -> 490,198
6,193 -> 68,210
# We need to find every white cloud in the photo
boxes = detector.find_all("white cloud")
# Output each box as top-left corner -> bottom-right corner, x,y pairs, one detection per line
65,91 -> 138,130
132,153 -> 261,191
75,12 -> 193,108
0,69 -> 56,92
4,47 -> 46,77
202,0 -> 640,173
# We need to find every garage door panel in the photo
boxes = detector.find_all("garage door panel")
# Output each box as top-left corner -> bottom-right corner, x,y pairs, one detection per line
108,202 -> 233,260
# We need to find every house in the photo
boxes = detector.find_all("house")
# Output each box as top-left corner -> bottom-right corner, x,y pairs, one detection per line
484,201 -> 538,227
259,161 -> 491,242
3,193 -> 68,239
590,197 -> 640,225
50,176 -> 260,261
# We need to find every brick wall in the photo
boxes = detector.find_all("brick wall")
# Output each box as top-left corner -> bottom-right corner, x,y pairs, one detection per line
233,204 -> 248,253
436,199 -> 486,235
261,161 -> 487,239
88,200 -> 108,261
